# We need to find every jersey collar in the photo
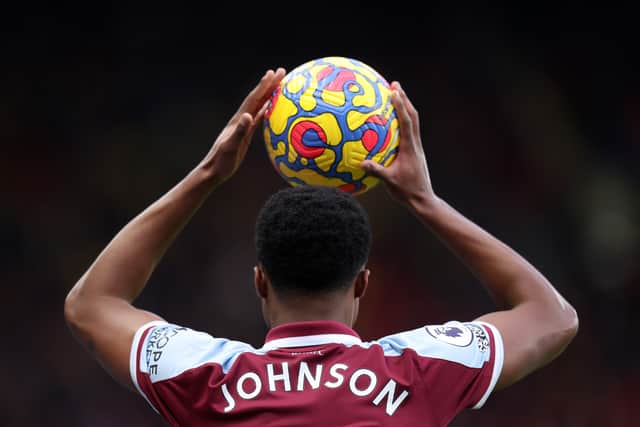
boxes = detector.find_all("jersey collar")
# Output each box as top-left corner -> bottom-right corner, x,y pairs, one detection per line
262,320 -> 362,351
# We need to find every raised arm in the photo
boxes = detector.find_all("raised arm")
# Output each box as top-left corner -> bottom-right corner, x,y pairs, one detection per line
361,83 -> 578,390
64,68 -> 286,389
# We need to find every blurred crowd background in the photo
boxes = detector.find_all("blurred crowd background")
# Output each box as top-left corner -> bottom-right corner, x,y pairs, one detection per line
2,5 -> 637,426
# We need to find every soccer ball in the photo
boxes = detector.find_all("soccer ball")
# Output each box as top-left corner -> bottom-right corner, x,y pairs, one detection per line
263,56 -> 399,195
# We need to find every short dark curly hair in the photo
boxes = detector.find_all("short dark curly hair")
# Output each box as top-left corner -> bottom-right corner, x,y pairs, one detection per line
255,185 -> 372,295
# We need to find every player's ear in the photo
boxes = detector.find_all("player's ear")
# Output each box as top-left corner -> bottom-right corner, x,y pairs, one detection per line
254,265 -> 268,299
354,268 -> 370,299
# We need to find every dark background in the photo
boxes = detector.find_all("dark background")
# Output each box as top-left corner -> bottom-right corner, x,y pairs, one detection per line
2,5 -> 638,426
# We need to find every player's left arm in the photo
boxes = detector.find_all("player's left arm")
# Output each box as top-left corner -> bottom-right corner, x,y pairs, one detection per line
64,68 -> 286,390
362,83 -> 579,393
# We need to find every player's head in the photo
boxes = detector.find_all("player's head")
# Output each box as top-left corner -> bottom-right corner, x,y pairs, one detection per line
254,185 -> 372,325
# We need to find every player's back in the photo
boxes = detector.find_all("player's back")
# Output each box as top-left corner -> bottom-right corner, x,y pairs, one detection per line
131,320 -> 503,426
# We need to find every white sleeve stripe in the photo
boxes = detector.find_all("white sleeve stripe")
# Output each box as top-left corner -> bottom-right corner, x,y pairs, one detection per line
129,320 -> 167,414
472,321 -> 504,409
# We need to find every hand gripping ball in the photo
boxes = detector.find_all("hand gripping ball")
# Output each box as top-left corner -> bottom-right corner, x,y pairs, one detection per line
263,56 -> 399,195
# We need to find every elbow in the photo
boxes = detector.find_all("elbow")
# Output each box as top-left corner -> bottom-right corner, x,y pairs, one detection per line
530,302 -> 579,369
64,283 -> 88,330
549,301 -> 579,352
64,287 -> 80,328
562,303 -> 579,342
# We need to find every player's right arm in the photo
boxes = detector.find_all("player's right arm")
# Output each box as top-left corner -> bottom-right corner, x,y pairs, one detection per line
361,83 -> 578,390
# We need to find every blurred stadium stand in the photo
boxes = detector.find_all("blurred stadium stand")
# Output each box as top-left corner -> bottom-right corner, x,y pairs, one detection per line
1,5 -> 637,426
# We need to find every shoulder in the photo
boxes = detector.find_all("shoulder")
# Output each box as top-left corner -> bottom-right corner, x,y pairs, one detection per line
373,321 -> 502,368
130,321 -> 255,385
372,321 -> 504,410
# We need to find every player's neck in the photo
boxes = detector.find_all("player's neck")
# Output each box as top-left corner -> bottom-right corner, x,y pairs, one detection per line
267,291 -> 356,329
269,310 -> 352,328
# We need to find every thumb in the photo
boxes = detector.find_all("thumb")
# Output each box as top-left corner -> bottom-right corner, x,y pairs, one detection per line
360,160 -> 389,179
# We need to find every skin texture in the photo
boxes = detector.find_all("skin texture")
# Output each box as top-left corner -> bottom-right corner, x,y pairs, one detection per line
65,74 -> 578,396
254,265 -> 369,328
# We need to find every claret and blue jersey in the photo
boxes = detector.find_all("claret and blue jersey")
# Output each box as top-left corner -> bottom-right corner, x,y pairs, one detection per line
131,320 -> 503,426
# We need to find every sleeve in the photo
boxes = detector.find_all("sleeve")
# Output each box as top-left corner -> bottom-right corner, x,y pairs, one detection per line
129,321 -> 251,424
377,320 -> 503,414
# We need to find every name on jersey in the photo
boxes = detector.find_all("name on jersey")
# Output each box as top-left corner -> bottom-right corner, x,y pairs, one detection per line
221,361 -> 409,416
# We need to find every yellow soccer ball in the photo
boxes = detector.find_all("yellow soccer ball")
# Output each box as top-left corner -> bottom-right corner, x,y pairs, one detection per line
263,56 -> 399,195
